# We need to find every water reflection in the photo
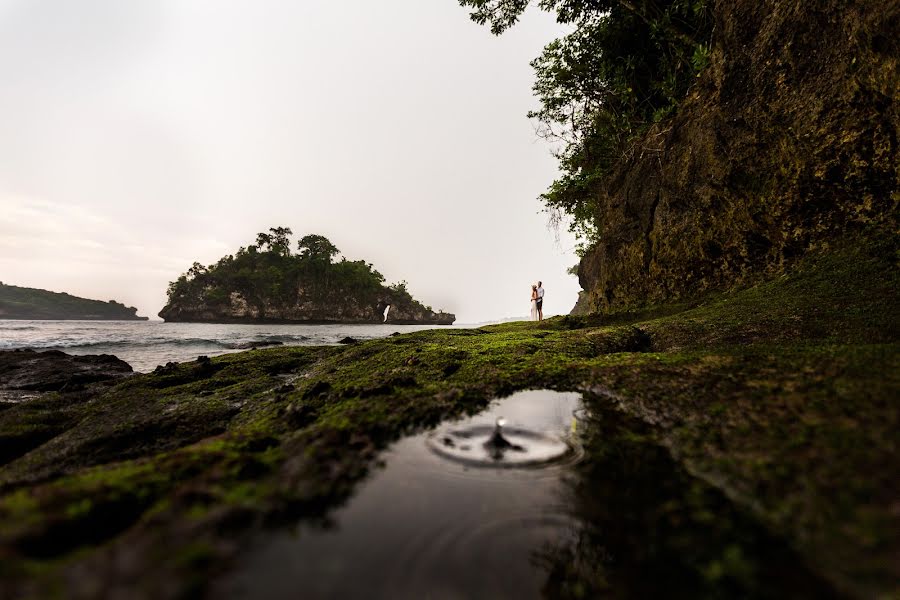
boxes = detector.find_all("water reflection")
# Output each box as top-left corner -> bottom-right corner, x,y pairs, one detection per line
219,390 -> 835,599
220,390 -> 582,599
539,394 -> 838,599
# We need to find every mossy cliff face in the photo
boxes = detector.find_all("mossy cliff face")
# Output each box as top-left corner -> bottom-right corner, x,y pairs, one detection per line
0,236 -> 896,598
159,289 -> 454,325
576,0 -> 898,313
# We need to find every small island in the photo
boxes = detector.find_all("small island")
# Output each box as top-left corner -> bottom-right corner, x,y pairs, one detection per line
0,283 -> 148,321
159,228 -> 455,325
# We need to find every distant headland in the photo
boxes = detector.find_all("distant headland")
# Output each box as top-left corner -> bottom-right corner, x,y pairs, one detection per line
159,227 -> 455,325
0,283 -> 148,321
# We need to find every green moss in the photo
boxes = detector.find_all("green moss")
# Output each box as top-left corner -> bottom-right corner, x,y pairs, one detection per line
0,234 -> 896,597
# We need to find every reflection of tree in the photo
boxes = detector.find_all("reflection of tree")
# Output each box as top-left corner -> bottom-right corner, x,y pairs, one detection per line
535,395 -> 836,599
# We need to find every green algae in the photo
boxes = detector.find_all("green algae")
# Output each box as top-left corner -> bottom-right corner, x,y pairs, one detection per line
0,234 -> 896,598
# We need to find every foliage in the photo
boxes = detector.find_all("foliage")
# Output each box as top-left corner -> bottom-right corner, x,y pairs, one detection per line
165,228 -> 402,308
0,283 -> 145,320
255,227 -> 293,256
458,0 -> 713,246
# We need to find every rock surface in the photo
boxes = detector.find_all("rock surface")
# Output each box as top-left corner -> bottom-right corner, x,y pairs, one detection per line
160,291 -> 454,325
0,349 -> 134,392
575,0 -> 898,313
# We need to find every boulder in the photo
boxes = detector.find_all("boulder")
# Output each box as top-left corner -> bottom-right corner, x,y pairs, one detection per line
0,349 -> 134,393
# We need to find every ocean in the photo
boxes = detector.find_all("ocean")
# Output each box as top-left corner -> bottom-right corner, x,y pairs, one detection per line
0,320 -> 452,373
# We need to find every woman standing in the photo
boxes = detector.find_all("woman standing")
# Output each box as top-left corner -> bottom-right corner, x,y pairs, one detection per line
530,284 -> 539,321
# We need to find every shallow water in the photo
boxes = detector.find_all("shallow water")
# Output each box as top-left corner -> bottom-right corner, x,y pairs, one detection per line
220,390 -> 583,599
0,320 -> 446,372
219,389 -> 836,599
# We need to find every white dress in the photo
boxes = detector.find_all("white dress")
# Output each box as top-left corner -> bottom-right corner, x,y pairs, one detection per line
530,298 -> 538,321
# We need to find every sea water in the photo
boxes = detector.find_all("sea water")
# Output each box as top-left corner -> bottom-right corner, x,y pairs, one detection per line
0,320 -> 450,372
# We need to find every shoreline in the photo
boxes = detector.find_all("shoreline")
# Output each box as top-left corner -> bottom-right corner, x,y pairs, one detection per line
0,236 -> 896,598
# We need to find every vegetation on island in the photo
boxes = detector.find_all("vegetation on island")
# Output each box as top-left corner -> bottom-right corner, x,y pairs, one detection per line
161,227 -> 452,324
0,283 -> 146,321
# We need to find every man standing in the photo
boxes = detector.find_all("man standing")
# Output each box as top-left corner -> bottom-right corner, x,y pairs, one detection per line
536,281 -> 545,321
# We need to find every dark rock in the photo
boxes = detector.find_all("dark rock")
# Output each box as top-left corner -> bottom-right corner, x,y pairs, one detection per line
303,381 -> 331,399
285,403 -> 318,427
443,363 -> 461,377
227,341 -> 284,350
150,360 -> 224,389
0,349 -> 133,393
337,337 -> 358,345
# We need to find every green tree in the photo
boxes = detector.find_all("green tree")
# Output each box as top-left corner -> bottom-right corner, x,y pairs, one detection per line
458,0 -> 712,246
297,234 -> 340,264
256,226 -> 294,256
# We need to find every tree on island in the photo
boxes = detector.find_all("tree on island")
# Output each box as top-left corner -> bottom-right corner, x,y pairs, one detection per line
297,234 -> 340,264
256,226 -> 293,256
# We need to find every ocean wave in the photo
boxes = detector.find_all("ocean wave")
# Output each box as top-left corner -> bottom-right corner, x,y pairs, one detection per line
0,335 -> 318,351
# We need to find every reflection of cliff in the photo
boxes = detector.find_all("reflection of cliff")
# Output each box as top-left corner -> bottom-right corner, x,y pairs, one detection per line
576,0 -> 897,313
0,283 -> 148,320
538,397 -> 835,598
159,229 -> 454,325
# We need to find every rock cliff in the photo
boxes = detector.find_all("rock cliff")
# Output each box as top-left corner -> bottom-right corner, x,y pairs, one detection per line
576,0 -> 898,312
159,290 -> 454,325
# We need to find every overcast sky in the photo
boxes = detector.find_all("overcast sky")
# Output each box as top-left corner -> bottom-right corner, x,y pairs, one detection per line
0,0 -> 580,323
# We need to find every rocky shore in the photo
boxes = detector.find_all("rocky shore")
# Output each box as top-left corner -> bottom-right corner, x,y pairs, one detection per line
0,234 -> 896,598
0,349 -> 133,393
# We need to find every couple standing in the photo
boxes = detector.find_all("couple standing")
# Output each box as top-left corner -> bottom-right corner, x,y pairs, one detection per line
530,282 -> 545,321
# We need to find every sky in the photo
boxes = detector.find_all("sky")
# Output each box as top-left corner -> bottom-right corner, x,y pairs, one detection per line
0,0 -> 581,324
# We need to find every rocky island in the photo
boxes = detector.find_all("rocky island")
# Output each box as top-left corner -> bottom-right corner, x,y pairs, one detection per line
159,229 -> 454,325
0,283 -> 147,321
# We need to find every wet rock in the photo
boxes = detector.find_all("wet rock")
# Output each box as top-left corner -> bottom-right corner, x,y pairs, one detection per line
0,349 -> 133,393
154,362 -> 179,375
285,402 -> 318,427
337,337 -> 358,345
303,381 -> 331,399
227,341 -> 284,350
